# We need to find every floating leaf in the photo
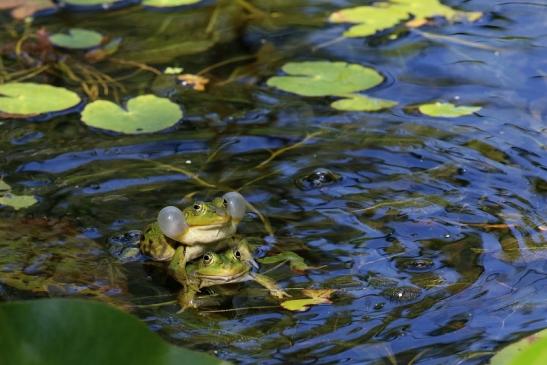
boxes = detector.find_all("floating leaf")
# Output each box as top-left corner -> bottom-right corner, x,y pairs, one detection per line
329,0 -> 482,38
0,83 -> 80,117
81,94 -> 183,134
178,74 -> 209,91
331,94 -> 397,111
489,328 -> 547,365
0,193 -> 37,210
281,289 -> 335,312
258,251 -> 317,272
0,181 -> 10,191
0,299 -> 230,365
164,67 -> 184,75
418,102 -> 481,117
49,28 -> 103,50
0,0 -> 56,20
143,0 -> 201,7
267,61 -> 383,97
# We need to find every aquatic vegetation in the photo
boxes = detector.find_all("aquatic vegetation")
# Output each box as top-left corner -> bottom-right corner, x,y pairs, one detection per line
49,28 -> 103,50
0,82 -> 80,117
0,299 -> 229,365
81,94 -> 182,134
489,328 -> 547,365
0,0 -> 56,20
329,0 -> 482,38
143,0 -> 202,8
267,61 -> 397,111
418,102 -> 481,117
0,180 -> 37,210
280,289 -> 335,312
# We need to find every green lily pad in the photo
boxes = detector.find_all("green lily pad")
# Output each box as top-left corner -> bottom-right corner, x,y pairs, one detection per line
489,328 -> 547,365
329,0 -> 482,38
0,0 -> 56,20
0,193 -> 37,210
49,28 -> 103,50
0,299 -> 230,365
81,94 -> 183,134
258,251 -> 317,272
418,102 -> 481,117
0,180 -> 10,191
143,0 -> 201,7
331,94 -> 397,111
0,83 -> 81,117
267,61 -> 384,97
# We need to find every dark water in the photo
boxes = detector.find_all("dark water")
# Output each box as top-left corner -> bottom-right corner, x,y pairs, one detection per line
1,1 -> 546,364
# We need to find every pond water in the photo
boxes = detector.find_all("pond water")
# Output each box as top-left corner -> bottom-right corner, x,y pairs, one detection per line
1,0 -> 546,364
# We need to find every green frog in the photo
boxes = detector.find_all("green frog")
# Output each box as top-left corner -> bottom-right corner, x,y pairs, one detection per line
170,239 -> 289,311
140,192 -> 247,262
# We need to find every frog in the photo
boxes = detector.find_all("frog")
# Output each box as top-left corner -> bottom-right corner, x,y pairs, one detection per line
140,192 -> 247,262
170,239 -> 290,311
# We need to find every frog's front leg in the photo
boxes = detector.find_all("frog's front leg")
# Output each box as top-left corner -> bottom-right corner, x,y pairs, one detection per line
252,273 -> 290,299
168,246 -> 188,282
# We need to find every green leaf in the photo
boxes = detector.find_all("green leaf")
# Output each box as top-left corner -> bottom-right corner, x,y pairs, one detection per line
267,61 -> 384,97
143,0 -> 201,7
0,83 -> 81,117
0,180 -> 10,191
81,95 -> 183,134
281,289 -> 334,312
258,251 -> 316,272
331,94 -> 397,111
0,299 -> 230,365
490,328 -> 547,365
418,102 -> 481,117
0,0 -> 56,20
329,0 -> 482,38
49,28 -> 103,50
0,193 -> 37,210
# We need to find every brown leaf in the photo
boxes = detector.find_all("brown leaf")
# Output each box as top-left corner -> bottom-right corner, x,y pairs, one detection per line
0,0 -> 56,20
178,74 -> 209,91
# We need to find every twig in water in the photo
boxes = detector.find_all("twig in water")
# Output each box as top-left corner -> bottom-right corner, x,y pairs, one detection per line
256,131 -> 323,169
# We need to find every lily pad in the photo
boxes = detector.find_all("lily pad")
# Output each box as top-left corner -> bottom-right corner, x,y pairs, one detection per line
329,0 -> 482,38
0,83 -> 81,117
489,328 -> 547,365
331,94 -> 397,111
143,0 -> 201,7
81,94 -> 183,134
49,28 -> 103,50
0,299 -> 230,365
267,61 -> 384,97
281,289 -> 335,312
418,102 -> 481,117
0,193 -> 37,210
59,0 -> 119,5
258,251 -> 318,272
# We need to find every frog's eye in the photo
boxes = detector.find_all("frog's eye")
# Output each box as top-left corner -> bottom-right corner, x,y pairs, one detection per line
157,206 -> 188,242
203,253 -> 214,265
233,249 -> 242,261
222,192 -> 246,221
193,202 -> 205,214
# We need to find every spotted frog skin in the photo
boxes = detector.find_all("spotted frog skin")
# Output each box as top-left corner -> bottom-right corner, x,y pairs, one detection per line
170,239 -> 289,311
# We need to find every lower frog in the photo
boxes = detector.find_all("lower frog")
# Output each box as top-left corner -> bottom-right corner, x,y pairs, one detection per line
170,239 -> 289,311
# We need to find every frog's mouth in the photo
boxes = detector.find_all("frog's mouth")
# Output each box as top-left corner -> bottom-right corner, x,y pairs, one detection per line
197,270 -> 249,283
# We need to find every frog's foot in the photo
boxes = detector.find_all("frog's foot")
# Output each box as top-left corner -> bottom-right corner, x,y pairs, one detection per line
177,287 -> 198,312
252,273 -> 291,299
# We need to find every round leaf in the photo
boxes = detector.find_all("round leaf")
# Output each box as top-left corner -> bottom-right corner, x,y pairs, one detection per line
331,94 -> 397,111
49,28 -> 103,50
60,0 -> 119,5
0,193 -> 37,210
81,94 -> 183,134
143,0 -> 201,7
0,82 -> 81,117
0,299 -> 230,365
418,102 -> 481,117
490,328 -> 547,365
267,61 -> 384,97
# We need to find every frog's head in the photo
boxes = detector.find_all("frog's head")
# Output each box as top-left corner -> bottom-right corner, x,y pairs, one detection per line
190,243 -> 252,283
157,192 -> 247,242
